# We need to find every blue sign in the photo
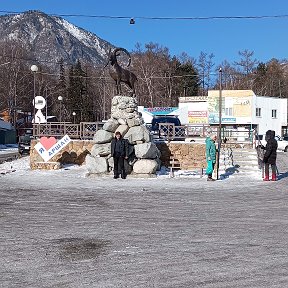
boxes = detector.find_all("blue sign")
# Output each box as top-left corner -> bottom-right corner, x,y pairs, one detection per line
144,107 -> 178,115
209,113 -> 236,124
222,117 -> 236,123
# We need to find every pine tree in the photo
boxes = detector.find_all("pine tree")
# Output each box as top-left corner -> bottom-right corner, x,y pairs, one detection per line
66,60 -> 95,122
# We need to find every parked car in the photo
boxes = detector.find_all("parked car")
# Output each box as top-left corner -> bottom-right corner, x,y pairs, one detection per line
18,129 -> 33,155
255,134 -> 288,152
151,115 -> 186,140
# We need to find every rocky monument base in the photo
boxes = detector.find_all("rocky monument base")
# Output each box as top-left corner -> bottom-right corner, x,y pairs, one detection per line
86,95 -> 161,176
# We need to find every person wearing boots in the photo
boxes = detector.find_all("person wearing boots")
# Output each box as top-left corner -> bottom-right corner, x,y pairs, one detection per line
205,134 -> 217,181
111,131 -> 128,179
262,130 -> 278,181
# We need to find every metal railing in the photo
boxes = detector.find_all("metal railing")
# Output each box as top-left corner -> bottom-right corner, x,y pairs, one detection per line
151,123 -> 256,145
33,121 -> 257,146
33,122 -> 105,139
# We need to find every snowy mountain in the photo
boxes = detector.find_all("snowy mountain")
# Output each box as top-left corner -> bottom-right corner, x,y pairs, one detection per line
0,10 -> 114,67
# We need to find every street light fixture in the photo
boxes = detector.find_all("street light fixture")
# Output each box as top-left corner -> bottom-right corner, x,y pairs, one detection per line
72,111 -> 76,124
30,64 -> 38,125
58,96 -> 63,122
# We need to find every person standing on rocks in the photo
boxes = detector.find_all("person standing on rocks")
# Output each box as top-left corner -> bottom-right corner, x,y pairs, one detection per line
205,134 -> 217,181
111,131 -> 128,179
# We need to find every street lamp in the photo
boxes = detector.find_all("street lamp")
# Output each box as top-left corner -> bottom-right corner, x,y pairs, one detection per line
58,96 -> 63,122
216,67 -> 223,180
31,64 -> 38,124
72,111 -> 76,124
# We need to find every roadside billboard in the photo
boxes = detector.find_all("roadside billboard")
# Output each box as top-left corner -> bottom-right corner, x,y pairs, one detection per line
208,90 -> 253,124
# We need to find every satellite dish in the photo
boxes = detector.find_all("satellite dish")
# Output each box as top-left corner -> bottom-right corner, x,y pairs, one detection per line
33,96 -> 46,110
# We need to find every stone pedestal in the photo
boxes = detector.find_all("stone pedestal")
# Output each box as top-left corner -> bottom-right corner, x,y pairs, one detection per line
86,95 -> 161,176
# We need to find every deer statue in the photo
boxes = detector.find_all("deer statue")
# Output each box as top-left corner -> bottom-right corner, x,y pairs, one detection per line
105,47 -> 137,96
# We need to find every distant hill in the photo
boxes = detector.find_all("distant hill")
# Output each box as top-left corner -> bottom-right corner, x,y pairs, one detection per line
0,10 -> 114,67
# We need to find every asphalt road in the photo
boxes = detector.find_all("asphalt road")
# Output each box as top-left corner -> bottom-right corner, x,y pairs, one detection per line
0,153 -> 288,288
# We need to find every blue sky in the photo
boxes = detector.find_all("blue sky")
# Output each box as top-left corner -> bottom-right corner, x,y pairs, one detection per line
1,0 -> 288,65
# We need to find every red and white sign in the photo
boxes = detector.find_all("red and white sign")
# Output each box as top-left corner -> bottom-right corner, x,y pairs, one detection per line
188,111 -> 208,124
34,135 -> 71,162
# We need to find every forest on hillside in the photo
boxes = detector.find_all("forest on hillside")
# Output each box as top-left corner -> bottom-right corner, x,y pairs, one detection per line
0,40 -> 287,124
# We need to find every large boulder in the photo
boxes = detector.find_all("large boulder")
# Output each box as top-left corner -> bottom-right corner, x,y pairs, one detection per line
85,154 -> 108,174
93,130 -> 113,144
111,96 -> 139,120
103,119 -> 119,132
115,124 -> 129,137
124,125 -> 150,144
91,143 -> 111,157
134,142 -> 161,159
118,118 -> 127,125
133,159 -> 158,174
126,116 -> 144,127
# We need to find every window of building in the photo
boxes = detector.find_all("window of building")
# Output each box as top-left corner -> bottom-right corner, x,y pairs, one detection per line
272,109 -> 277,119
225,107 -> 233,116
256,108 -> 261,117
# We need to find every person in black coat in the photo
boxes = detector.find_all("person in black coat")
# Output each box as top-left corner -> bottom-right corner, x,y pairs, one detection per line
262,130 -> 278,181
111,131 -> 128,179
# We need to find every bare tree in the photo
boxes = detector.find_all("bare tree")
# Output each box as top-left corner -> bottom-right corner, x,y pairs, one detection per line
197,52 -> 215,95
234,49 -> 258,75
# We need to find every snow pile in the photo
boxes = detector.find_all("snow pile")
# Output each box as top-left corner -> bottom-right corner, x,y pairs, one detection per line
0,156 -> 29,175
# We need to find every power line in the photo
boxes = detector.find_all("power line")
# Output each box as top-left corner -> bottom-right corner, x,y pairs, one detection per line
0,10 -> 288,21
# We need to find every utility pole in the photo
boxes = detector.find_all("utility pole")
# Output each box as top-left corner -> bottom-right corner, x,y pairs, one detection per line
216,67 -> 223,180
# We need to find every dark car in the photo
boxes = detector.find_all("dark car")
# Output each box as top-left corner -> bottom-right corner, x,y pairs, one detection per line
283,135 -> 288,141
151,116 -> 185,140
18,129 -> 33,155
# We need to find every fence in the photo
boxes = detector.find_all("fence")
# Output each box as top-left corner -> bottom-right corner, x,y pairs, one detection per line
153,123 -> 255,145
33,122 -> 105,139
33,121 -> 256,145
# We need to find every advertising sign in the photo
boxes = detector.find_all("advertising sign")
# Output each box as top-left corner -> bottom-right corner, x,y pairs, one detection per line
144,107 -> 178,115
208,91 -> 252,123
188,111 -> 208,124
34,135 -> 71,162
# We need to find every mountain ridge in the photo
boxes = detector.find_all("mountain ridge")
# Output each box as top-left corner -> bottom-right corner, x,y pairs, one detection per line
0,10 -> 114,67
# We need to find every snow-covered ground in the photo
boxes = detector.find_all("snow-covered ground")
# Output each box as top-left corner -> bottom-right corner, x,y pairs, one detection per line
0,153 -> 287,288
0,155 -> 258,179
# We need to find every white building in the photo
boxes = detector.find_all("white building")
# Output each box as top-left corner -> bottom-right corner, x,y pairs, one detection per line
178,96 -> 208,125
177,90 -> 287,136
252,95 -> 287,135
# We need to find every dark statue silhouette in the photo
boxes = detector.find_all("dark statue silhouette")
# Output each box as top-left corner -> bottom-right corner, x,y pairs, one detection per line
105,47 -> 137,96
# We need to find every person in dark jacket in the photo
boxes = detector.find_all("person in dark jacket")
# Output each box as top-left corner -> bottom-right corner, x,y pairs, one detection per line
262,130 -> 278,181
205,134 -> 217,181
111,131 -> 129,179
